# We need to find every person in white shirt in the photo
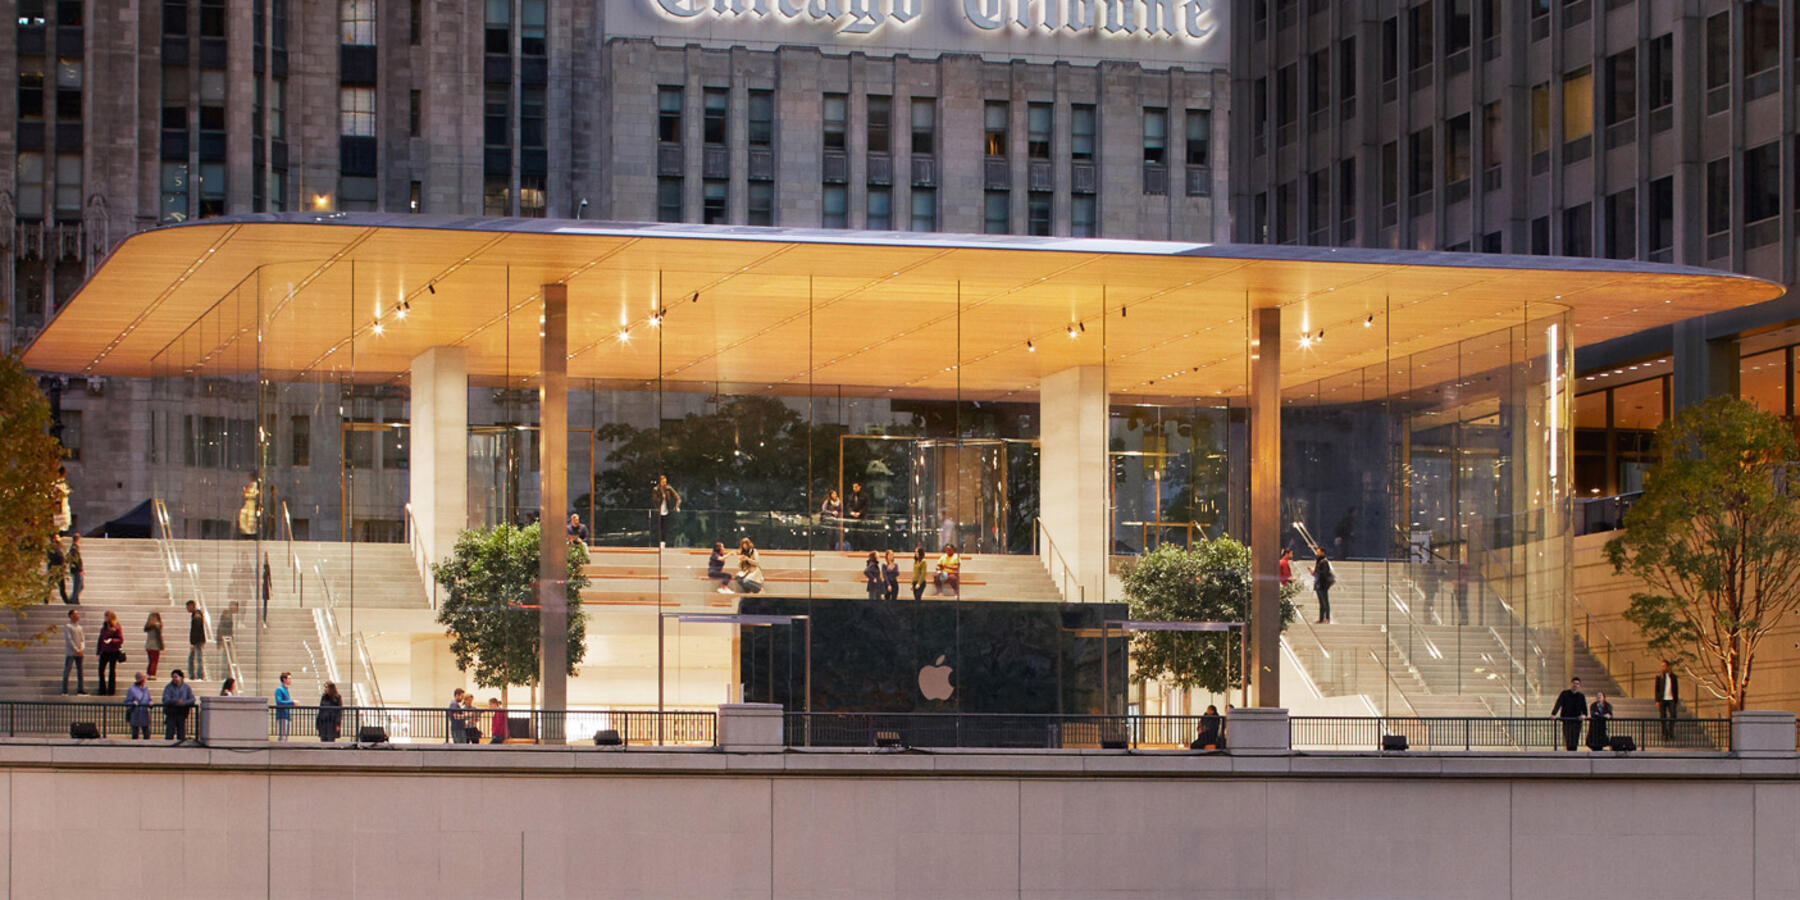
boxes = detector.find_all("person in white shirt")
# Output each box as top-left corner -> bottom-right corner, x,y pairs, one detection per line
1655,661 -> 1680,741
61,609 -> 86,695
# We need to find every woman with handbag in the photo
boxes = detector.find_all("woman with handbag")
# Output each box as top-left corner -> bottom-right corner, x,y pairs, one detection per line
96,610 -> 124,695
143,611 -> 164,679
317,682 -> 343,742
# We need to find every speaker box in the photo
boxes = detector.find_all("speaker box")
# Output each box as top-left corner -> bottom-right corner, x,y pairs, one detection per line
1099,738 -> 1129,750
69,722 -> 100,740
1608,735 -> 1637,752
1381,734 -> 1409,752
357,726 -> 389,744
593,729 -> 623,746
874,730 -> 904,749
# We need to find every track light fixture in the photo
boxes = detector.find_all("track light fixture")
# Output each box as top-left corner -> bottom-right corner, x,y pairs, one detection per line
427,283 -> 436,295
1120,305 -> 1128,318
1067,324 -> 1079,339
371,319 -> 384,336
618,328 -> 631,343
1026,340 -> 1035,352
1364,314 -> 1374,327
1079,321 -> 1086,332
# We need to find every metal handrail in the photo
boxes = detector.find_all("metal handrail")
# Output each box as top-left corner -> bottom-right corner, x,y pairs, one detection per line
403,502 -> 437,609
311,609 -> 341,685
351,633 -> 383,709
1369,649 -> 1421,718
1032,518 -> 1086,604
1290,714 -> 1731,752
279,501 -> 302,597
219,634 -> 245,691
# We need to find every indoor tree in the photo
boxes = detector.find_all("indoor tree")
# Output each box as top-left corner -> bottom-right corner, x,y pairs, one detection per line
433,522 -> 590,705
1120,538 -> 1298,695
0,353 -> 64,646
1606,395 -> 1800,712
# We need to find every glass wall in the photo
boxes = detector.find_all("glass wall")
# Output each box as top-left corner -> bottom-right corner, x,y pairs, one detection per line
122,259 -> 1570,727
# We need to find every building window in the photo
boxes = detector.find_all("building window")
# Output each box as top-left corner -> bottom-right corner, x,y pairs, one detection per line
1530,216 -> 1548,255
658,87 -> 682,144
1744,1 -> 1779,86
1339,36 -> 1356,102
1274,64 -> 1295,141
910,188 -> 936,231
984,101 -> 1008,157
1604,50 -> 1634,125
823,93 -> 847,151
748,90 -> 773,148
409,180 -> 421,212
1563,203 -> 1591,257
408,89 -> 421,136
1275,182 -> 1296,243
657,177 -> 682,223
1307,50 -> 1328,126
484,84 -> 509,147
1446,0 -> 1470,54
1307,169 -> 1328,239
748,182 -> 773,226
1071,194 -> 1096,237
163,0 -> 188,35
984,191 -> 1009,234
290,415 -> 311,467
1706,157 -> 1730,237
1027,102 -> 1051,160
409,0 -> 421,44
1143,108 -> 1167,164
1027,192 -> 1050,236
340,0 -> 375,45
1481,102 -> 1501,173
822,184 -> 848,228
867,187 -> 891,229
1380,141 -> 1397,210
1380,16 -> 1397,82
1648,176 -> 1673,256
1445,114 -> 1469,185
269,169 -> 287,212
16,153 -> 45,221
1185,109 -> 1210,166
1529,83 -> 1549,154
868,94 -> 891,154
1705,12 -> 1729,92
340,175 -> 377,212
1408,128 -> 1432,196
160,161 -> 189,223
520,175 -> 544,217
521,86 -> 544,150
1562,66 -> 1592,143
1339,158 -> 1356,231
1646,34 -> 1673,112
520,0 -> 545,56
18,55 -> 45,121
911,98 -> 936,155
1408,1 -> 1433,68
51,154 -> 79,221
702,88 -> 727,146
55,58 -> 80,121
198,162 -> 225,218
1604,189 -> 1635,260
340,87 -> 375,136
702,180 -> 727,224
199,0 -> 224,37
1071,104 -> 1095,161
270,79 -> 286,139
1745,140 -> 1781,224
484,0 -> 509,54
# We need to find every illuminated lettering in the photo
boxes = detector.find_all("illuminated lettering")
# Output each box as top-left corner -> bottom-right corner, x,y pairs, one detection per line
964,0 -> 1005,29
656,0 -> 706,16
1184,0 -> 1218,38
642,0 -> 1219,43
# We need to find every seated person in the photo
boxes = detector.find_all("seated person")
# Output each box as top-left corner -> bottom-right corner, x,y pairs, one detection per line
734,558 -> 765,594
1192,705 -> 1223,750
820,489 -> 841,518
737,537 -> 759,563
566,513 -> 589,546
933,544 -> 961,596
707,541 -> 732,591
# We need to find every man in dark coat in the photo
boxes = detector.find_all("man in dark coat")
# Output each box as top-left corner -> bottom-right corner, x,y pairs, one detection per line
1655,661 -> 1680,741
1550,677 -> 1587,751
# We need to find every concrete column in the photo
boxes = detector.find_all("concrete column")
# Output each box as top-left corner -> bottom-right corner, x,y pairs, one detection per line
409,347 -> 469,567
1731,710 -> 1797,757
1248,306 -> 1281,707
1038,366 -> 1108,605
1671,318 -> 1739,413
198,696 -> 270,747
717,703 -> 785,752
1223,706 -> 1289,753
539,284 -> 570,718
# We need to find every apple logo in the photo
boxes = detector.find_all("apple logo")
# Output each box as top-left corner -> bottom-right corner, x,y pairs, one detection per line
918,654 -> 954,701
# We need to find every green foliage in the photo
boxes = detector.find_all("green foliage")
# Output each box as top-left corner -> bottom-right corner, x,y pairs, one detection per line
432,523 -> 590,691
0,353 -> 63,645
1120,538 -> 1298,693
1605,396 -> 1800,711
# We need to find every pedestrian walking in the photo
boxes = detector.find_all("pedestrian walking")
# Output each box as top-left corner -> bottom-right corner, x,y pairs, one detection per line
1550,677 -> 1587,752
46,537 -> 67,604
1655,661 -> 1680,742
216,601 -> 237,654
1310,548 -> 1335,624
143,611 -> 164,678
882,550 -> 900,602
260,554 -> 272,625
185,600 -> 206,681
910,545 -> 927,601
863,551 -> 883,601
96,610 -> 124,695
60,609 -> 86,695
161,670 -> 196,740
652,474 -> 681,547
66,535 -> 84,604
446,688 -> 467,743
316,682 -> 343,742
273,672 -> 295,740
124,673 -> 152,739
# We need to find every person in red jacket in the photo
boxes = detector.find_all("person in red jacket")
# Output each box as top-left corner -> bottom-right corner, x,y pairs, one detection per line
96,610 -> 125,695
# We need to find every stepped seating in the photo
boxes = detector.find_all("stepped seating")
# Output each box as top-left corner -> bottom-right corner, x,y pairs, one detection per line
576,546 -> 1058,610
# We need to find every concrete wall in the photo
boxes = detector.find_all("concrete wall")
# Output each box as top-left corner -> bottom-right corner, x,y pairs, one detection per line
2,744 -> 1797,899
1576,531 -> 1800,716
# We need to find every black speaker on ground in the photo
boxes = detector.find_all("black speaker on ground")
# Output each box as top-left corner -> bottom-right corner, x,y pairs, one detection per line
1381,734 -> 1409,752
69,722 -> 100,740
357,726 -> 389,744
593,729 -> 623,747
1608,736 -> 1637,752
1100,738 -> 1129,750
874,730 -> 904,749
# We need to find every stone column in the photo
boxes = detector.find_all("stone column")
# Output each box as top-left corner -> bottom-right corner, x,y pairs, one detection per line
1671,318 -> 1739,413
1248,306 -> 1281,707
1038,366 -> 1108,605
538,284 -> 570,720
409,346 -> 468,568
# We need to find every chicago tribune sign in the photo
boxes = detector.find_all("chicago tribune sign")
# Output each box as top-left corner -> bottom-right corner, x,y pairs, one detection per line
649,0 -> 1220,41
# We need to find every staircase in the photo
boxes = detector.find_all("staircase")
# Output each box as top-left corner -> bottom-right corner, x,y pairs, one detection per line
579,547 -> 1064,610
0,539 -> 426,701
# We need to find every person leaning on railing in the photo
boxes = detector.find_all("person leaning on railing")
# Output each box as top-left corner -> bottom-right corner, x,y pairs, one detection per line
161,669 -> 196,741
273,672 -> 295,740
124,672 -> 152,740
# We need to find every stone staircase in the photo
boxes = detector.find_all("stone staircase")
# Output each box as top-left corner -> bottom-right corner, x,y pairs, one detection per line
578,546 -> 1065,610
0,539 -> 426,701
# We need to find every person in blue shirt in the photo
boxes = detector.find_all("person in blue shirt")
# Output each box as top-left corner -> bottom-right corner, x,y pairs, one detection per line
124,672 -> 152,740
273,671 -> 296,740
160,669 -> 196,741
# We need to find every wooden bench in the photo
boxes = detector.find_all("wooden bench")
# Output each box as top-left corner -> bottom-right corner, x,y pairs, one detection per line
582,566 -> 669,580
692,570 -> 828,584
578,592 -> 678,607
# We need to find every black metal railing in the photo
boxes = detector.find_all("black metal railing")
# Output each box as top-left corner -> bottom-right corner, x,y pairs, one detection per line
785,712 -> 1214,749
0,700 -> 178,738
1290,716 -> 1731,752
271,706 -> 716,746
